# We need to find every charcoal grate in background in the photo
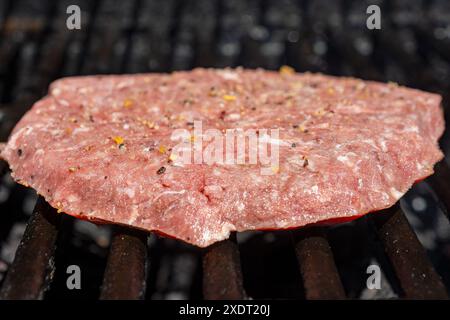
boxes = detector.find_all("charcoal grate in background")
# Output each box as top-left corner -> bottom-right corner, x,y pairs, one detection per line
0,0 -> 449,300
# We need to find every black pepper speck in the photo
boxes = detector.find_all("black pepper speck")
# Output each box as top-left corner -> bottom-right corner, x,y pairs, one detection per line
157,166 -> 166,175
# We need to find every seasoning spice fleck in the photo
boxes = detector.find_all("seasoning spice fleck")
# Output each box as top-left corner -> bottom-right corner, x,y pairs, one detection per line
223,94 -> 237,102
157,166 -> 166,175
302,156 -> 309,168
145,120 -> 156,129
279,65 -> 295,75
168,153 -> 177,162
298,124 -> 308,133
123,99 -> 134,108
208,87 -> 218,97
158,145 -> 167,154
112,136 -> 124,145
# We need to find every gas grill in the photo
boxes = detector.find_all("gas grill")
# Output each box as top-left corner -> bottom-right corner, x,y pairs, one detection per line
0,0 -> 450,300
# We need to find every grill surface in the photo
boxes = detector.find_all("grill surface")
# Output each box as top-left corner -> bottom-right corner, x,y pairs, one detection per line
0,0 -> 450,300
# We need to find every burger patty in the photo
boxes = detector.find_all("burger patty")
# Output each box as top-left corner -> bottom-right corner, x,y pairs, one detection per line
0,68 -> 445,247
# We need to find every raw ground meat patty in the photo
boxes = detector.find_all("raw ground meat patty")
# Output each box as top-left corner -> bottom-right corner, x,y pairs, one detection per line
0,68 -> 445,247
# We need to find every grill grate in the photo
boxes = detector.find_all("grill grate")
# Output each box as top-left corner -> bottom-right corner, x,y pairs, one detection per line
0,197 -> 60,300
202,234 -> 246,300
293,227 -> 346,299
2,195 -> 449,299
373,204 -> 448,299
0,0 -> 450,300
100,228 -> 148,300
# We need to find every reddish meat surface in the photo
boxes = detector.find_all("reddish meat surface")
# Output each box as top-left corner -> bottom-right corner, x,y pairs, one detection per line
0,68 -> 445,247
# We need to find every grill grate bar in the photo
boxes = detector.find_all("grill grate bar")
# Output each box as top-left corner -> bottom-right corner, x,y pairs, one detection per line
202,233 -> 246,299
373,204 -> 449,299
426,160 -> 450,218
100,227 -> 148,300
292,227 -> 346,299
0,196 -> 60,299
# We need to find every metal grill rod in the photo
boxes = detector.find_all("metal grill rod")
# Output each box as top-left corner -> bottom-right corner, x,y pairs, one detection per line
372,204 -> 449,299
202,233 -> 246,299
426,160 -> 450,219
100,227 -> 148,300
292,227 -> 346,299
0,196 -> 60,299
